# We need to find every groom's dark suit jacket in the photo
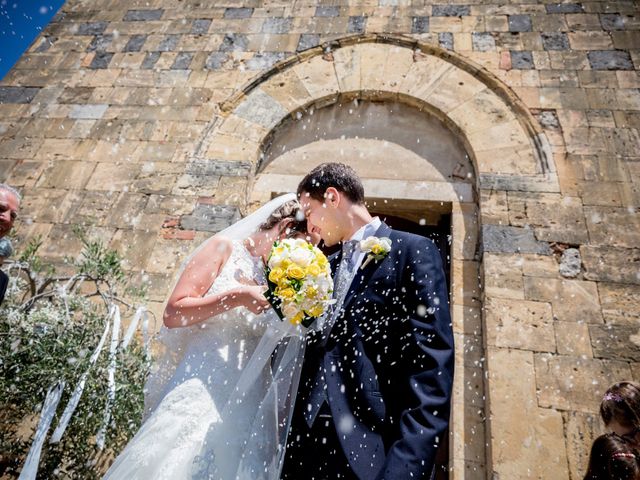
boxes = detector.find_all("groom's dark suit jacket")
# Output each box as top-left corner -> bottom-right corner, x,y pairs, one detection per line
297,222 -> 454,479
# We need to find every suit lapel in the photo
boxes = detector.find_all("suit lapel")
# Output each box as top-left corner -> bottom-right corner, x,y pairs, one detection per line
341,222 -> 392,311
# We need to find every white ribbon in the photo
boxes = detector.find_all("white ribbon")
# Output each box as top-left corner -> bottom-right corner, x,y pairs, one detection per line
18,382 -> 65,480
96,305 -> 121,450
121,306 -> 145,351
49,317 -> 111,444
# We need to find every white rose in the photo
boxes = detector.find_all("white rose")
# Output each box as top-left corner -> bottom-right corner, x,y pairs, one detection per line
281,301 -> 299,320
290,247 -> 314,267
359,237 -> 378,252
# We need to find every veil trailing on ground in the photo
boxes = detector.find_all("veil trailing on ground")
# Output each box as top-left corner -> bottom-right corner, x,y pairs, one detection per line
143,193 -> 314,479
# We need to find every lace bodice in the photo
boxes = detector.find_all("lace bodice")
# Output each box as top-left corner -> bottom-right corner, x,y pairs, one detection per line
142,240 -> 272,416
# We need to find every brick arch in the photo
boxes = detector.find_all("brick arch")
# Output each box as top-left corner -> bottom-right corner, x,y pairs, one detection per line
198,34 -> 559,195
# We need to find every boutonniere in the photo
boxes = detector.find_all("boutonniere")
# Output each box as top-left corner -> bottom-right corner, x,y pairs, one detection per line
359,236 -> 392,269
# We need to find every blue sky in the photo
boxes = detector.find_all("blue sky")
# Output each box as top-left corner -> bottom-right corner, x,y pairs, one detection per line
0,0 -> 65,80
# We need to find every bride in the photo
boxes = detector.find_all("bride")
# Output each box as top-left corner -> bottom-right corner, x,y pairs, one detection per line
104,194 -> 317,480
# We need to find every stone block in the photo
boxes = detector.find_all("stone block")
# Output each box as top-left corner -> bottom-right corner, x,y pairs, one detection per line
315,6 -> 339,17
585,206 -> 640,248
234,89 -> 287,131
124,9 -> 164,22
219,33 -> 248,52
545,3 -> 584,13
157,35 -> 180,52
89,52 -> 114,69
244,52 -> 286,71
76,21 -> 108,35
0,87 -> 40,104
204,52 -> 228,70
508,14 -> 532,32
262,17 -> 292,34
588,50 -> 634,70
598,283 -> 640,325
508,193 -> 588,244
555,321 -> 593,356
171,52 -> 193,70
145,237 -> 196,275
87,34 -> 113,53
564,411 -> 606,480
347,16 -> 366,34
482,253 -> 524,299
568,31 -> 613,50
581,245 -> 640,284
180,203 -> 240,232
439,32 -> 453,50
611,31 -> 640,49
522,254 -> 559,278
482,225 -> 552,255
411,16 -> 429,33
433,5 -> 470,17
224,8 -> 253,19
535,354 -> 632,412
37,160 -> 96,189
541,32 -> 570,50
187,159 -> 251,178
106,193 -> 149,229
600,14 -> 625,31
511,51 -> 534,69
293,55 -> 340,99
191,19 -> 212,35
296,33 -> 320,51
86,162 -> 141,192
524,277 -> 603,324
486,348 -> 568,479
123,34 -> 146,52
69,104 -> 108,120
110,229 -> 157,270
485,297 -> 555,351
590,324 -> 640,361
471,32 -> 495,51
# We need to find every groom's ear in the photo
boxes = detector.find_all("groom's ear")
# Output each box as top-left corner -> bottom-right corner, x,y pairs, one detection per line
324,187 -> 340,207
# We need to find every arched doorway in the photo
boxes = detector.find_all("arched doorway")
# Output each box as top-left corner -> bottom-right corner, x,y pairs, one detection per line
188,34 -> 559,479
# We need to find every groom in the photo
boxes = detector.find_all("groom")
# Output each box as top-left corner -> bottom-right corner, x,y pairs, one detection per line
281,163 -> 454,480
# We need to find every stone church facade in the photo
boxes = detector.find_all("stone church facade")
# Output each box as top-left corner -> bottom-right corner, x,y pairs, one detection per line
0,0 -> 638,478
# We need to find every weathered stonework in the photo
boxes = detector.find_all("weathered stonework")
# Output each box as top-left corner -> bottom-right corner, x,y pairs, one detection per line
1,1 -> 638,479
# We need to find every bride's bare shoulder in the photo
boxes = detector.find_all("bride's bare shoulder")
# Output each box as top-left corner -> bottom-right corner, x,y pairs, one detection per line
195,235 -> 234,259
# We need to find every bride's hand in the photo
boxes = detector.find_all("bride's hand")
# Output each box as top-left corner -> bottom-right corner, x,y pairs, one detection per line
233,285 -> 270,314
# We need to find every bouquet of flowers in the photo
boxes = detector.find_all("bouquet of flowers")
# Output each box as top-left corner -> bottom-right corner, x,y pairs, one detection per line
264,238 -> 334,328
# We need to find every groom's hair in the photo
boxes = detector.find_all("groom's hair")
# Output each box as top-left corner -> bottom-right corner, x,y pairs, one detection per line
297,163 -> 365,204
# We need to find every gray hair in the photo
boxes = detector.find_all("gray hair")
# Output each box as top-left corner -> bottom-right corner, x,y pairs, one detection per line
0,184 -> 21,202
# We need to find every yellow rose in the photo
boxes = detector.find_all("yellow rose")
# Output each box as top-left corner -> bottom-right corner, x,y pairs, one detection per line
305,264 -> 321,276
268,267 -> 285,283
317,255 -> 328,268
277,287 -> 295,299
306,304 -> 324,317
287,265 -> 305,279
281,259 -> 292,270
290,311 -> 305,325
305,285 -> 318,298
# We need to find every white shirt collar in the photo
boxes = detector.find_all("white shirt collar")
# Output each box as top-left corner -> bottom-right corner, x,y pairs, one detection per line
349,216 -> 381,243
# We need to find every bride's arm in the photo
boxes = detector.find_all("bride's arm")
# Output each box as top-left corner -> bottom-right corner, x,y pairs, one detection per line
163,236 -> 269,329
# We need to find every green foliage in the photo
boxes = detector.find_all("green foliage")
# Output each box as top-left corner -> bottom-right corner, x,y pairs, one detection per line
0,233 -> 150,479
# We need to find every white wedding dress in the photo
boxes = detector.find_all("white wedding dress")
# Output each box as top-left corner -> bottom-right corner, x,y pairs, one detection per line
104,240 -> 275,480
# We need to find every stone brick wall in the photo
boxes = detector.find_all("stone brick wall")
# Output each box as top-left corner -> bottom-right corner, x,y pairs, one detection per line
0,1 -> 638,478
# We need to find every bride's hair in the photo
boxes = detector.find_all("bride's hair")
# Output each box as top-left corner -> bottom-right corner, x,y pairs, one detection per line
584,434 -> 640,480
258,199 -> 306,236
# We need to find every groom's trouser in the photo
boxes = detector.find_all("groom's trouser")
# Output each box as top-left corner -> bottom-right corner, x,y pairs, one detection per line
281,403 -> 358,480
